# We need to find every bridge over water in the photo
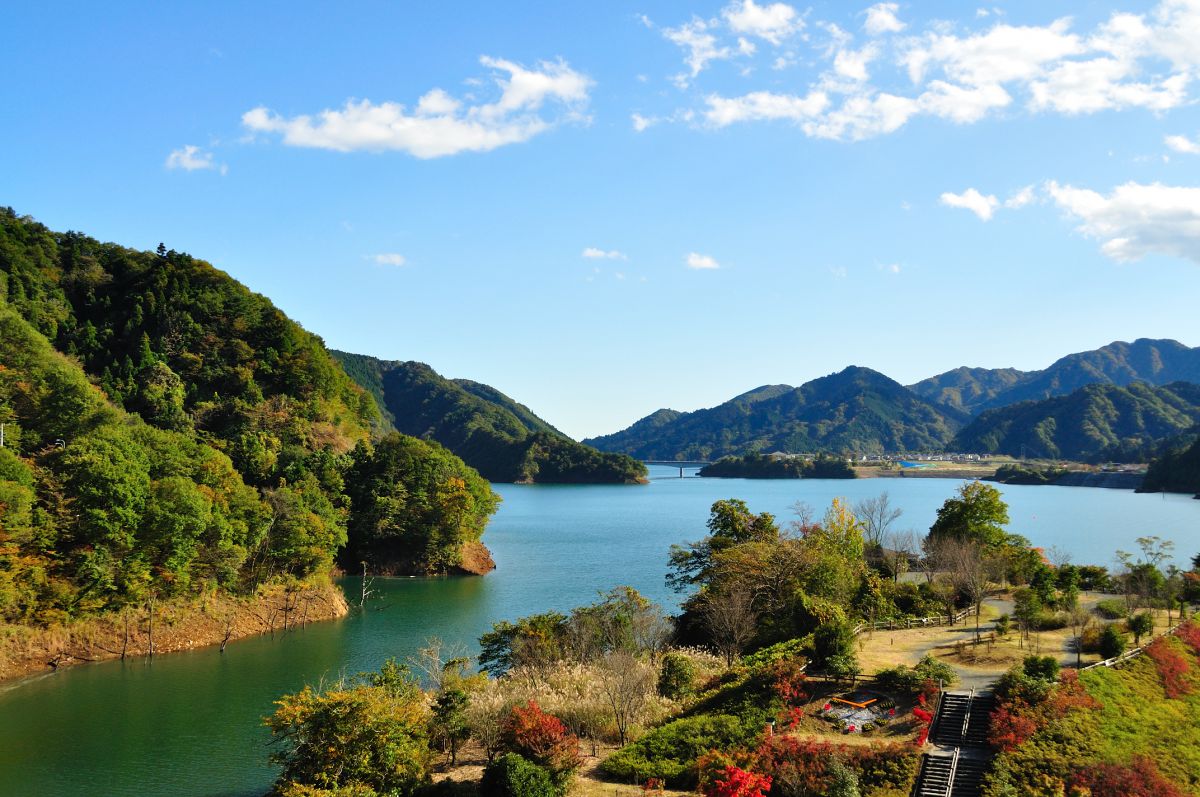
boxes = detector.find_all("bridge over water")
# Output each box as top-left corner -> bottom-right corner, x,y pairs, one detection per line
643,460 -> 710,478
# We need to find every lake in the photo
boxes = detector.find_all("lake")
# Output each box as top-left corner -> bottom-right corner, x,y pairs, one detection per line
0,469 -> 1197,796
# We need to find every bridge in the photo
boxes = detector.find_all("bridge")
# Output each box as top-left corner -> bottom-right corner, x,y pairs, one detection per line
644,460 -> 710,478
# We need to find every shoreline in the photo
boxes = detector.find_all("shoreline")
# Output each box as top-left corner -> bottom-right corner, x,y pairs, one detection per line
0,581 -> 349,684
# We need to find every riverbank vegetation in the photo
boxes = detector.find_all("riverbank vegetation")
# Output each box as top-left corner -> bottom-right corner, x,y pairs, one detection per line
0,210 -> 500,668
698,454 -> 854,480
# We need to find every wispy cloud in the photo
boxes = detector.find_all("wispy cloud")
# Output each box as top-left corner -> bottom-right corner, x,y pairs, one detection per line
582,247 -> 628,260
166,145 -> 222,172
371,253 -> 407,267
652,0 -> 1199,141
686,252 -> 721,269
1166,133 -> 1200,154
243,56 -> 592,158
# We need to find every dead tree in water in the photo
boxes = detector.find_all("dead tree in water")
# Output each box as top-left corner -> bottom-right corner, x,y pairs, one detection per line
359,561 -> 376,608
146,593 -> 157,659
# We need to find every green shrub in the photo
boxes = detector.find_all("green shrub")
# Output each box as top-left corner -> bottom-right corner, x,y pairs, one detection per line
874,655 -> 956,694
1127,612 -> 1154,645
1095,599 -> 1127,620
1035,611 -> 1070,631
658,653 -> 698,699
1099,624 -> 1127,660
1022,656 -> 1060,682
994,614 -> 1011,636
741,638 -> 806,669
599,714 -> 756,788
481,754 -> 557,797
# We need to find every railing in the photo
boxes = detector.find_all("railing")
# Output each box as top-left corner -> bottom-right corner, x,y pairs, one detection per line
851,608 -> 972,636
1080,621 -> 1184,672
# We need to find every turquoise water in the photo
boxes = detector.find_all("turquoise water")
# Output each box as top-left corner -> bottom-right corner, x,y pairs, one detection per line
0,469 -> 1197,796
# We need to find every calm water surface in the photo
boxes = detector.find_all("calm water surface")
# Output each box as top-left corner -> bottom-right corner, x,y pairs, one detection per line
1,469 -> 1197,796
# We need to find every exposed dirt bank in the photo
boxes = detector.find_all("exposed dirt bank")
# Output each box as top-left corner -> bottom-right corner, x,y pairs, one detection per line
0,581 -> 348,683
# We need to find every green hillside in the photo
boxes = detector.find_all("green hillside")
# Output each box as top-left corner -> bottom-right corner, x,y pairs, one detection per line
0,210 -> 499,618
1142,434 -> 1200,495
952,381 -> 1200,462
332,352 -> 647,484
585,366 -> 967,459
913,339 -> 1200,416
908,366 -> 1028,414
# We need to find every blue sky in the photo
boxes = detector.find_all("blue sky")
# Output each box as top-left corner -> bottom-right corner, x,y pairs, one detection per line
3,1 -> 1200,439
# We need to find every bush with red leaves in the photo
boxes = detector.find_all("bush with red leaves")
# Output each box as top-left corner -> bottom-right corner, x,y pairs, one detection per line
989,704 -> 1040,752
1070,755 -> 1188,797
701,765 -> 772,797
1175,620 -> 1200,654
1145,638 -> 1193,699
501,700 -> 582,775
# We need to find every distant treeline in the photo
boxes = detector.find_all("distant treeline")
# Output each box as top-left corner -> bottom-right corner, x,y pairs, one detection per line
699,453 -> 855,479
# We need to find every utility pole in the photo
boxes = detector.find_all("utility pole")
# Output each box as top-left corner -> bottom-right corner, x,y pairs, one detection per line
0,423 -> 5,448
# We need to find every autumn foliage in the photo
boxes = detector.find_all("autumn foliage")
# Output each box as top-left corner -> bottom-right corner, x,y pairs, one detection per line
1145,638 -> 1193,699
501,701 -> 582,775
1070,755 -> 1189,797
701,765 -> 772,797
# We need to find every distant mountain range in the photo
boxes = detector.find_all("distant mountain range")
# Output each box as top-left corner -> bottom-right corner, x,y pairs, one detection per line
584,366 -> 967,459
910,338 -> 1200,415
587,338 -> 1200,464
951,382 -> 1200,462
333,353 -> 647,484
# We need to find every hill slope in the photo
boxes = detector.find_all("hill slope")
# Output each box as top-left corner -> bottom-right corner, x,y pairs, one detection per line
332,352 -> 647,484
913,339 -> 1200,415
585,366 -> 967,460
908,366 -> 1028,414
1142,433 -> 1200,495
952,381 -> 1200,461
0,209 -> 498,598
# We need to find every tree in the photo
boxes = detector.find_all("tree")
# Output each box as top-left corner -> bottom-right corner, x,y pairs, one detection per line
1099,624 -> 1127,660
482,753 -> 558,797
432,687 -> 470,765
1128,611 -> 1154,646
880,528 -> 916,583
597,649 -> 656,746
854,492 -> 902,566
942,537 -> 998,636
1068,604 -> 1090,668
264,660 -> 431,795
668,499 -> 778,591
500,701 -> 582,782
928,481 -> 1010,546
701,585 -> 759,667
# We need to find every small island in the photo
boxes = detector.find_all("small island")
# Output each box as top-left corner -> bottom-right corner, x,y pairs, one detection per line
699,452 -> 856,479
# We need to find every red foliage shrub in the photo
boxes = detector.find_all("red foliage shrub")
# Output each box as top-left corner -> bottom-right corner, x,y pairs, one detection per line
1145,638 -> 1193,699
1175,620 -> 1200,654
769,659 -> 809,707
912,706 -> 934,747
501,700 -> 582,774
1047,669 -> 1100,714
701,766 -> 772,797
989,704 -> 1040,752
1070,755 -> 1188,797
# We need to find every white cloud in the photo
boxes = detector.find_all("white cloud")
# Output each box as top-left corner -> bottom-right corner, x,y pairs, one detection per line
1005,184 -> 1037,208
686,252 -> 721,269
165,145 -> 218,171
1046,180 -> 1200,264
704,90 -> 829,126
864,3 -> 906,36
372,253 -> 407,267
723,0 -> 803,45
833,44 -> 879,82
940,188 -> 1000,221
663,18 -> 733,79
582,247 -> 628,260
655,0 -> 1200,141
243,56 -> 591,158
1166,133 -> 1200,154
631,113 -> 655,132
879,262 -> 902,273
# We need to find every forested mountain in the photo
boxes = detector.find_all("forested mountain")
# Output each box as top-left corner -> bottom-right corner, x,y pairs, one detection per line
332,352 -> 647,483
912,339 -> 1200,415
1142,434 -> 1200,495
0,209 -> 499,625
908,366 -> 1028,414
951,381 -> 1200,462
585,366 -> 967,459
